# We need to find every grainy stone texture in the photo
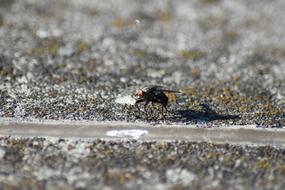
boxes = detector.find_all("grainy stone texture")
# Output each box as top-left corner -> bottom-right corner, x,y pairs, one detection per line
0,137 -> 285,190
0,0 -> 285,189
0,0 -> 284,126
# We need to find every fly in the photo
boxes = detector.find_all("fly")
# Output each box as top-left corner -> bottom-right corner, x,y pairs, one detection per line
134,85 -> 180,117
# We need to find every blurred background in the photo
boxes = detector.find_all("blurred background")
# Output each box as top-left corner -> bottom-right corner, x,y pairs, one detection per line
0,0 -> 284,124
0,1 -> 285,189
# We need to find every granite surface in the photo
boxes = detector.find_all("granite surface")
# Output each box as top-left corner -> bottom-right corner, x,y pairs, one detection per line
0,0 -> 284,126
0,0 -> 285,189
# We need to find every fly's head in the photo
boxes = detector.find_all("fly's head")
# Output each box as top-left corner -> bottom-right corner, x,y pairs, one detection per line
134,89 -> 145,99
134,87 -> 150,104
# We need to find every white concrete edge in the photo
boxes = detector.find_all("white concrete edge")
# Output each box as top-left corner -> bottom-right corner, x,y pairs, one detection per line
1,117 -> 285,148
0,117 -> 282,132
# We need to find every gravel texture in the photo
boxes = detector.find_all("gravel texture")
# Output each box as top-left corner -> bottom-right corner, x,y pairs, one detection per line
0,0 -> 284,126
0,137 -> 285,190
0,1 -> 285,189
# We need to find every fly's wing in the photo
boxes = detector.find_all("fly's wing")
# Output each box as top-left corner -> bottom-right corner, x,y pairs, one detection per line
145,85 -> 180,103
148,85 -> 180,93
161,89 -> 181,93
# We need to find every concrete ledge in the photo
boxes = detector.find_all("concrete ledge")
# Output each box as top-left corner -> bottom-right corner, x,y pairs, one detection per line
0,118 -> 284,147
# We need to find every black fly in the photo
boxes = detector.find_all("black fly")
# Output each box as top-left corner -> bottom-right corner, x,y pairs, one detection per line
134,85 -> 180,117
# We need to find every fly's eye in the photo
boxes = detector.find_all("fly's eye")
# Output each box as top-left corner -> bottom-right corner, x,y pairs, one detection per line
139,90 -> 145,97
136,90 -> 144,97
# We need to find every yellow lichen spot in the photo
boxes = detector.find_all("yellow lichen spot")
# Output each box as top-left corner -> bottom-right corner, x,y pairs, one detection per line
278,164 -> 285,175
206,151 -> 218,160
177,49 -> 207,60
272,48 -> 285,58
133,49 -> 147,57
79,105 -> 87,113
255,159 -> 271,170
85,59 -> 96,72
222,154 -> 236,167
191,67 -> 201,79
239,105 -> 250,113
29,40 -> 61,56
198,0 -> 220,4
87,8 -> 99,16
106,170 -> 138,185
187,99 -> 204,111
223,31 -> 239,43
0,65 -> 13,78
111,18 -> 137,28
180,87 -> 198,96
157,11 -> 172,22
111,19 -> 125,28
244,18 -> 259,27
76,41 -> 90,53
0,19 -> 4,27
199,15 -> 227,29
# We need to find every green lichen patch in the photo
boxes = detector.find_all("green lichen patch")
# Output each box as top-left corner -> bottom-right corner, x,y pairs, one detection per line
0,64 -> 14,78
198,15 -> 227,30
197,0 -> 221,4
29,39 -> 62,57
131,49 -> 169,63
221,30 -> 240,45
0,15 -> 4,27
132,49 -> 147,57
191,67 -> 201,79
111,18 -> 138,28
86,7 -> 99,17
84,59 -> 97,72
256,47 -> 285,59
177,49 -> 207,60
75,40 -> 91,53
277,164 -> 285,175
105,169 -> 139,186
244,18 -> 260,28
156,11 -> 173,22
255,159 -> 271,170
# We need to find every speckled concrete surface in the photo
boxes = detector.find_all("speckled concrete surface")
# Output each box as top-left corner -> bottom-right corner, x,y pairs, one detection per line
0,0 -> 285,189
0,137 -> 285,190
0,0 -> 284,126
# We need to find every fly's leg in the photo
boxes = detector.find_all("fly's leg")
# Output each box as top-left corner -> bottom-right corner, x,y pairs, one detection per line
135,103 -> 141,116
144,101 -> 149,118
135,99 -> 145,118
161,105 -> 165,119
161,104 -> 168,120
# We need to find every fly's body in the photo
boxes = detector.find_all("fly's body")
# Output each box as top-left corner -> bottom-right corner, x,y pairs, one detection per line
134,85 -> 179,117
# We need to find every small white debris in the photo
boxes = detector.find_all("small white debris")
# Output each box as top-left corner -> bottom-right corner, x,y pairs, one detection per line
147,69 -> 165,78
17,76 -> 28,84
106,129 -> 148,140
36,29 -> 62,38
0,148 -> 6,159
59,45 -> 74,57
166,169 -> 197,185
51,28 -> 62,37
36,29 -> 50,39
115,95 -> 136,105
